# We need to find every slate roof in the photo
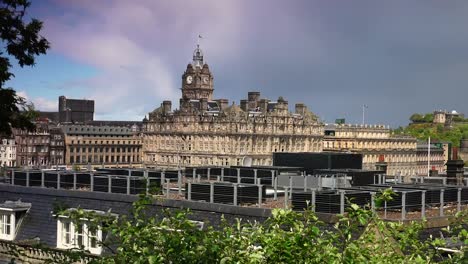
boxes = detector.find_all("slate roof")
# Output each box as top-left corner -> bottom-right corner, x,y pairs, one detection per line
0,184 -> 270,251
0,200 -> 31,211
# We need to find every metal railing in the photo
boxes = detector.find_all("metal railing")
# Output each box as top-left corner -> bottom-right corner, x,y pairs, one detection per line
5,170 -> 160,196
4,169 -> 468,220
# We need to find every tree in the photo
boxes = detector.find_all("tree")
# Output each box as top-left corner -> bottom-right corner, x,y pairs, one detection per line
409,113 -> 424,123
423,113 -> 434,123
0,0 -> 49,137
40,192 -> 467,263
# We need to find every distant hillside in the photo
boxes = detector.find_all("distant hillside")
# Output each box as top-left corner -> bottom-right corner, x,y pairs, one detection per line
409,112 -> 468,124
392,122 -> 468,147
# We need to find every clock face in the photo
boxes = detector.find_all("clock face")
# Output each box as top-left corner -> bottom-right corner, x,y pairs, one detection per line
203,77 -> 209,84
186,75 -> 193,84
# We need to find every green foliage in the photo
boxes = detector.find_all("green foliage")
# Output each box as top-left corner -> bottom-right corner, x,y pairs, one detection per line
0,0 -> 49,136
374,188 -> 396,208
32,193 -> 467,264
410,113 -> 424,123
423,113 -> 434,123
393,122 -> 468,147
409,113 -> 434,123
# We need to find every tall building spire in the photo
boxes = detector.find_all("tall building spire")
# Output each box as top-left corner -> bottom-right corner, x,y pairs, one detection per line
192,35 -> 204,68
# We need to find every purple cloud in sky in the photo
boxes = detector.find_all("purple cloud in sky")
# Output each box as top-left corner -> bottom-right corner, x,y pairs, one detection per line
14,0 -> 468,126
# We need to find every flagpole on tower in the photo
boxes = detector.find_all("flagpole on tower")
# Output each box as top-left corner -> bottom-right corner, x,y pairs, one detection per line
362,104 -> 368,125
197,34 -> 202,47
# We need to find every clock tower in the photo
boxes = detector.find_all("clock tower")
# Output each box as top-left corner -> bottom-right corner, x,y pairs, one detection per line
181,44 -> 214,100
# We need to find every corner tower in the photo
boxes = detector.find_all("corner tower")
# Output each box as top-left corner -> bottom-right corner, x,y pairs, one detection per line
181,44 -> 214,100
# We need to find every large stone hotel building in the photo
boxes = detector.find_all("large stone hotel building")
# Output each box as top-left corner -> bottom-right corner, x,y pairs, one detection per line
142,45 -> 323,168
323,124 -> 418,176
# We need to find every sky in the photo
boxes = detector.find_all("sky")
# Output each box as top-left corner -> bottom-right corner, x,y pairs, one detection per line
5,0 -> 468,127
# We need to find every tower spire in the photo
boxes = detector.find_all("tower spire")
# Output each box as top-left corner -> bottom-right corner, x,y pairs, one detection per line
192,35 -> 204,68
197,34 -> 202,47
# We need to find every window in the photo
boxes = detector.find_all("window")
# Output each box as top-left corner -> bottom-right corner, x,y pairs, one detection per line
0,201 -> 31,241
0,213 -> 12,240
57,213 -> 106,255
57,219 -> 99,253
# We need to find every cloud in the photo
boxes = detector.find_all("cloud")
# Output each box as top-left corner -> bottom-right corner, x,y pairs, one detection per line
41,0 -> 244,121
17,91 -> 57,112
35,0 -> 468,126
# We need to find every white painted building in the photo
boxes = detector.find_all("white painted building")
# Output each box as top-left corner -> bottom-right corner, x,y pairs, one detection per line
0,139 -> 16,167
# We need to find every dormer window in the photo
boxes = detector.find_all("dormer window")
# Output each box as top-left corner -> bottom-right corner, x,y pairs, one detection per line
0,201 -> 31,241
56,209 -> 117,255
57,218 -> 101,254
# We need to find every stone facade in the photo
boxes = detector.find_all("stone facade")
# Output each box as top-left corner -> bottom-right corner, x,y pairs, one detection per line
49,127 -> 65,166
415,142 -> 445,175
39,96 -> 95,123
143,44 -> 323,168
432,110 -> 463,127
323,124 -> 417,177
459,139 -> 468,164
0,139 -> 16,167
14,119 -> 51,168
62,124 -> 143,168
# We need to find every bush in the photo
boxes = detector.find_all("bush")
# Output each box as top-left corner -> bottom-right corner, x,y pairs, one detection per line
40,193 -> 468,264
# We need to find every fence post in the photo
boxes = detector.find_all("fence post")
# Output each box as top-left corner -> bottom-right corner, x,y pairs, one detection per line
272,170 -> 277,200
384,201 -> 387,219
284,187 -> 289,209
304,175 -> 307,191
289,176 -> 293,195
126,175 -> 131,195
457,188 -> 462,213
192,168 -> 196,182
440,189 -> 445,217
166,179 -> 170,199
254,169 -> 257,184
207,168 -> 211,181
41,171 -> 44,187
90,173 -> 94,192
237,168 -> 241,183
178,170 -> 182,195
257,178 -> 262,208
26,171 -> 30,187
108,175 -> 112,193
443,178 -> 447,186
57,173 -> 61,190
210,182 -> 214,203
401,192 -> 406,221
233,183 -> 238,206
311,188 -> 316,212
339,190 -> 345,215
371,192 -> 375,213
187,181 -> 192,201
217,176 -> 220,181
146,176 -> 151,195
221,168 -> 224,181
11,170 -> 15,185
421,191 -> 426,219
161,171 -> 165,194
73,173 -> 77,190
197,174 -> 201,183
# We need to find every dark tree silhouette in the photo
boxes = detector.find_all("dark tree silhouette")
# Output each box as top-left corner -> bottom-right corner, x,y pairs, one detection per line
0,0 -> 49,136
